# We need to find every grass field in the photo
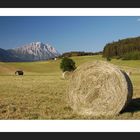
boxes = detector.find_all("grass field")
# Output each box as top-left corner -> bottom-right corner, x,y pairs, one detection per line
0,55 -> 140,119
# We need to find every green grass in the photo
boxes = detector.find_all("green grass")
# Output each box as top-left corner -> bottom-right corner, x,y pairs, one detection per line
0,55 -> 140,119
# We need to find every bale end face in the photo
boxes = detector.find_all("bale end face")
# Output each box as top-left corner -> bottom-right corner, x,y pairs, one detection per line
62,71 -> 73,80
67,61 -> 133,117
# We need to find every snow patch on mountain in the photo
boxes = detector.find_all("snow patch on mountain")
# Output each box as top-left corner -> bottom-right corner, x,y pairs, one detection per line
9,42 -> 60,61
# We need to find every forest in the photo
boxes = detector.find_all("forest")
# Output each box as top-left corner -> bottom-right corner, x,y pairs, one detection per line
60,51 -> 102,58
103,36 -> 140,60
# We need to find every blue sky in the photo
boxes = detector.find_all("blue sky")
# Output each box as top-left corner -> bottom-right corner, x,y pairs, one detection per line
0,16 -> 140,53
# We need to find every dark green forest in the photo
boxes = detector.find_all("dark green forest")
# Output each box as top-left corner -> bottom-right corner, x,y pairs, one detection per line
59,51 -> 102,58
103,36 -> 140,60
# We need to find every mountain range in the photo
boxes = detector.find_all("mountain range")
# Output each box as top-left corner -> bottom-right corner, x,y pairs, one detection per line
0,42 -> 60,62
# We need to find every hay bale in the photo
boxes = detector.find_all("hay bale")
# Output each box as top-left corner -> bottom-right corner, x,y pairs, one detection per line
67,61 -> 133,117
126,71 -> 132,76
62,71 -> 73,80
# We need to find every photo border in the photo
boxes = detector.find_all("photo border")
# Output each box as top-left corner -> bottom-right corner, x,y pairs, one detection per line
0,0 -> 140,137
0,0 -> 140,8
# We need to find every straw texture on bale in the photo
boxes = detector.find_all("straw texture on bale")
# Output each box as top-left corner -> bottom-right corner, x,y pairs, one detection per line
62,71 -> 73,80
67,61 -> 133,117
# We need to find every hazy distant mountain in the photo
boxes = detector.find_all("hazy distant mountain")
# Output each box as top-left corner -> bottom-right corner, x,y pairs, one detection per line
8,42 -> 60,61
0,48 -> 21,62
0,42 -> 60,62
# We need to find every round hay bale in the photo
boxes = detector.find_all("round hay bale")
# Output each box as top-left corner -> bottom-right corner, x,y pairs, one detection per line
67,61 -> 133,117
126,71 -> 132,76
62,71 -> 73,80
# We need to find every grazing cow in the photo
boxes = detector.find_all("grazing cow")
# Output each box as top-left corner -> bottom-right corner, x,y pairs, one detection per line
15,70 -> 24,76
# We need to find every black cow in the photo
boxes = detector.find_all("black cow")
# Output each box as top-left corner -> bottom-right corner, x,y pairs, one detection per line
15,70 -> 24,75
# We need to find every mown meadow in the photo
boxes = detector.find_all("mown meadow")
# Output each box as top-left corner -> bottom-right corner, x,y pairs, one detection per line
0,55 -> 140,119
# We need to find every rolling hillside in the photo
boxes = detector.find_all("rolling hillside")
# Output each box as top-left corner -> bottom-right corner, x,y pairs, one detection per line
0,55 -> 140,119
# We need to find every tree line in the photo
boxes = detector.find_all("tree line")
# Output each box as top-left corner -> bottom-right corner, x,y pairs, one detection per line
59,51 -> 102,58
103,36 -> 140,60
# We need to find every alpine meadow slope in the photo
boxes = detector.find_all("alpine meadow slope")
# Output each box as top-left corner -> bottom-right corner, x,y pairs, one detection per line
0,55 -> 140,119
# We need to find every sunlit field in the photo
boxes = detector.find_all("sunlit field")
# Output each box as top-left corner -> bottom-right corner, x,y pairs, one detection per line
0,55 -> 140,119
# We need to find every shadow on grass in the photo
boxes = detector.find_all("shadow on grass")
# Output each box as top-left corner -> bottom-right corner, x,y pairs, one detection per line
121,98 -> 140,113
